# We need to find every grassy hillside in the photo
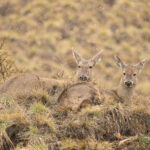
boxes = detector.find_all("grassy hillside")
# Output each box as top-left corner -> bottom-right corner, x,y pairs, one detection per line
0,0 -> 150,149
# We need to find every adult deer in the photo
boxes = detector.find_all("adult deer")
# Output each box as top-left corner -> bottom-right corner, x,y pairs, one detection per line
72,50 -> 103,82
107,55 -> 146,103
57,50 -> 103,110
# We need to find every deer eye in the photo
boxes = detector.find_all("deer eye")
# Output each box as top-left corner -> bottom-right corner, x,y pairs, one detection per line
133,73 -> 136,76
89,66 -> 92,69
123,73 -> 126,76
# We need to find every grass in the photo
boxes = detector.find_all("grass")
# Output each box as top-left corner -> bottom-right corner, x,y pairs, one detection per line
0,0 -> 150,149
0,95 -> 14,105
29,142 -> 48,150
0,120 -> 7,131
61,139 -> 77,150
81,106 -> 102,118
31,102 -> 49,114
140,137 -> 150,146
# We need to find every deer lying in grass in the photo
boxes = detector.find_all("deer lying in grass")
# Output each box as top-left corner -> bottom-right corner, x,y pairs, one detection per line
58,50 -> 103,110
72,50 -> 103,82
0,73 -> 65,99
107,55 -> 146,103
0,73 -> 41,98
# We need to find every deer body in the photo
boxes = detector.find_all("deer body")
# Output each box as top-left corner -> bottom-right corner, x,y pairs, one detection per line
58,82 -> 101,110
0,73 -> 66,98
117,84 -> 134,102
0,73 -> 41,98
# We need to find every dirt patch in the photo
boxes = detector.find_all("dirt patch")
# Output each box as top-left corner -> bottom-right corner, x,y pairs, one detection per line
6,122 -> 30,147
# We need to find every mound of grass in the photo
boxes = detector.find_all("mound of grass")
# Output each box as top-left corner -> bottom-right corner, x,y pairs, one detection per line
57,104 -> 150,141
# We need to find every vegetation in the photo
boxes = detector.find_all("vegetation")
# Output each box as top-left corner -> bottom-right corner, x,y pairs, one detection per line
0,0 -> 150,149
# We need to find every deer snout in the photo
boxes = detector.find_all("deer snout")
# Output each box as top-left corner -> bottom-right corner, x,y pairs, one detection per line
80,75 -> 88,81
124,81 -> 133,87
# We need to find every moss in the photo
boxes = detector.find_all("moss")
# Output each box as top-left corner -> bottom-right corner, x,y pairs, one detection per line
139,137 -> 150,146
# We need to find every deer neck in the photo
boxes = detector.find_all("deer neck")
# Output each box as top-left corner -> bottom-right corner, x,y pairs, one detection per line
117,83 -> 135,101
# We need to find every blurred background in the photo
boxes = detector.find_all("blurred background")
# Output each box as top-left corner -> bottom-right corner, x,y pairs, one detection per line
0,0 -> 150,95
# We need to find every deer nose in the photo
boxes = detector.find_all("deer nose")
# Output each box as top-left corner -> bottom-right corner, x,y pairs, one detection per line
125,81 -> 132,87
80,75 -> 88,81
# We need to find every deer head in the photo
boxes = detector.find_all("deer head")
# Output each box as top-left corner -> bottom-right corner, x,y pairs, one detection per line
114,55 -> 146,88
72,50 -> 103,82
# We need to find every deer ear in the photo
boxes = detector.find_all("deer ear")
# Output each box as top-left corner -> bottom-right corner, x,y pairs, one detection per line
91,50 -> 103,66
136,59 -> 147,72
114,55 -> 125,70
72,50 -> 82,64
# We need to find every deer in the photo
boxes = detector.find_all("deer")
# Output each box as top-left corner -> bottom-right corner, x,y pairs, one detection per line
107,55 -> 146,104
57,50 -> 103,110
72,50 -> 103,82
0,73 -> 66,99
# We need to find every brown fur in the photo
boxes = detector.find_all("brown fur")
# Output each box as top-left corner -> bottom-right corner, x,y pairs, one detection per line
0,73 -> 66,98
0,73 -> 41,98
72,50 -> 103,82
58,82 -> 101,110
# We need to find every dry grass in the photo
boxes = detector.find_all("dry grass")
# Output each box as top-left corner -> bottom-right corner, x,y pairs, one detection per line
0,0 -> 150,149
0,49 -> 19,82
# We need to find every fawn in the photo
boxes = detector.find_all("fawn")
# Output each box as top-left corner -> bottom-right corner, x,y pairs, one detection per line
108,55 -> 146,103
72,50 -> 103,82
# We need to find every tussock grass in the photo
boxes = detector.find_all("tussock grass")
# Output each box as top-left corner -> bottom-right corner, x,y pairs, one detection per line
31,102 -> 49,114
17,88 -> 50,106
